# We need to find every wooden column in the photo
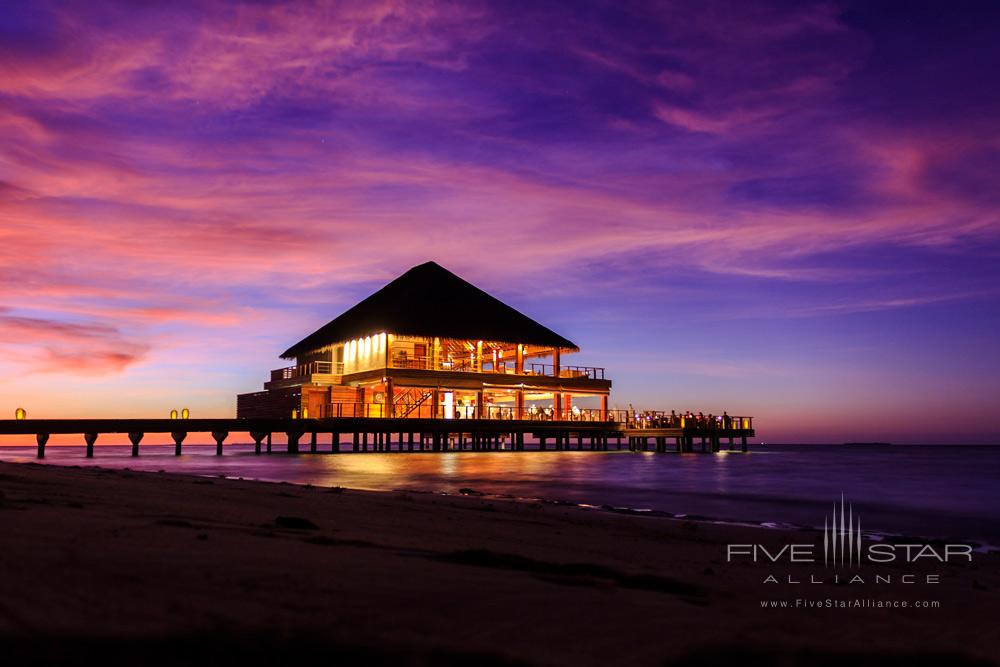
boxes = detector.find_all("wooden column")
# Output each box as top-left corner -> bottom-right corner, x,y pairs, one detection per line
515,390 -> 525,420
515,344 -> 524,374
432,337 -> 440,370
309,431 -> 317,453
266,432 -> 272,454
553,392 -> 562,420
385,377 -> 394,418
553,347 -> 561,377
250,431 -> 266,455
476,390 -> 484,419
36,433 -> 49,458
476,340 -> 483,372
287,431 -> 302,454
331,432 -> 340,453
600,395 -> 608,421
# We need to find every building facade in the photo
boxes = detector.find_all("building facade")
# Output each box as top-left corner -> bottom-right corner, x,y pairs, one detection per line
237,262 -> 612,421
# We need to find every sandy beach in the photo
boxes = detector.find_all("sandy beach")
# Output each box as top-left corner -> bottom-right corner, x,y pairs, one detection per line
0,461 -> 997,666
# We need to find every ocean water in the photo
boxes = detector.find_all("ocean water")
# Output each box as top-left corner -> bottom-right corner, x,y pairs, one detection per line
2,443 -> 998,548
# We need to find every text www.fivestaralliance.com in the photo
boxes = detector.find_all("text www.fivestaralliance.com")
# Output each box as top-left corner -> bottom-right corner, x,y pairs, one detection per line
761,599 -> 941,609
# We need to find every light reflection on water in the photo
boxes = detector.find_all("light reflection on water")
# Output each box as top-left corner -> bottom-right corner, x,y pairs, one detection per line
2,443 -> 998,545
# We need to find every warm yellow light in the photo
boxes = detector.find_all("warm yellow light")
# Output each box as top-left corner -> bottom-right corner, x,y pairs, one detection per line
15,407 -> 26,420
292,409 -> 298,419
302,407 -> 309,419
170,409 -> 178,419
181,408 -> 190,419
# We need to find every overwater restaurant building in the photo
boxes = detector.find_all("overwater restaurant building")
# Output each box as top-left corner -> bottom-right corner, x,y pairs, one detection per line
237,262 -> 612,421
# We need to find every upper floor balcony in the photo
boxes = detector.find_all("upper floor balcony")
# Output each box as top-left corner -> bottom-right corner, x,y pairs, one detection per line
264,356 -> 606,389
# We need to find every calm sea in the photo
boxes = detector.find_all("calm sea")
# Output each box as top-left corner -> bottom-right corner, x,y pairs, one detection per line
2,443 -> 998,548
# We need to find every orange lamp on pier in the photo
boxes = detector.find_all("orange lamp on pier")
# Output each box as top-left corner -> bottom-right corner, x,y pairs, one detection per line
15,407 -> 26,420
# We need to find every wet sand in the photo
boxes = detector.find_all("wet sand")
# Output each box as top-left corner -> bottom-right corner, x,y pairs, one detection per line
0,461 -> 997,665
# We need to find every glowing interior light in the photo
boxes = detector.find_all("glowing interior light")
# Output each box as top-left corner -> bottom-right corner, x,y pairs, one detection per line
170,409 -> 178,419
181,408 -> 190,419
15,407 -> 26,420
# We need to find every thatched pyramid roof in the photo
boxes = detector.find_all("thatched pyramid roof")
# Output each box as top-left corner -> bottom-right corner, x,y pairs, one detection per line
281,262 -> 578,358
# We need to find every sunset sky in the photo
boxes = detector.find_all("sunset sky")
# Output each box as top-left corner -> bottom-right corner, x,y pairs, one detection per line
1,0 -> 998,443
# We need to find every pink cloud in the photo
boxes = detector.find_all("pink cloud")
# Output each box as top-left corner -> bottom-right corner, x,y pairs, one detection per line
0,313 -> 149,374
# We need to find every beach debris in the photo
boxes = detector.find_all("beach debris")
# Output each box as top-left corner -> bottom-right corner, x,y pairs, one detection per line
275,516 -> 319,530
457,488 -> 485,496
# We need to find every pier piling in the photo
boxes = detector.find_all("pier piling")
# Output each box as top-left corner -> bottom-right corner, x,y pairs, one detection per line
171,431 -> 187,456
211,431 -> 228,456
84,432 -> 98,457
250,431 -> 267,455
36,433 -> 49,458
128,432 -> 143,457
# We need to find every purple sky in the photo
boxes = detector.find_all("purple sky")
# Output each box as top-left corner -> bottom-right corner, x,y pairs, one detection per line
1,0 -> 998,443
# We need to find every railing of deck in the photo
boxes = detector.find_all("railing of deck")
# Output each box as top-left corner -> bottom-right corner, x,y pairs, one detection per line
271,361 -> 346,381
306,403 -> 752,430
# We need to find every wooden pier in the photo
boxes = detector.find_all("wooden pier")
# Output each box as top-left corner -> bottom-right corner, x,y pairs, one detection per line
0,416 -> 754,458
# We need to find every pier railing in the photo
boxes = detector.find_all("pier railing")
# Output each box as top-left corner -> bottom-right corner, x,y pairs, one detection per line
312,403 -> 751,430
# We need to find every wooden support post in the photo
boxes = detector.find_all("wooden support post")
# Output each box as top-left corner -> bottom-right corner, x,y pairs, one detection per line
577,433 -> 583,450
741,436 -> 748,452
515,344 -> 524,375
385,377 -> 394,418
331,432 -> 339,453
212,431 -> 228,456
539,435 -> 546,450
250,431 -> 266,455
353,432 -> 360,452
128,432 -> 143,457
310,431 -> 317,453
172,431 -> 188,456
676,437 -> 682,453
553,392 -> 562,421
84,432 -> 98,458
36,433 -> 49,458
553,347 -> 561,377
408,432 -> 414,452
287,431 -> 302,454
266,432 -> 272,454
363,432 -> 369,452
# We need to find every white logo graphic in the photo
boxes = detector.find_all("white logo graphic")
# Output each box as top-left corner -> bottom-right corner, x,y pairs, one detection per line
824,494 -> 862,568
